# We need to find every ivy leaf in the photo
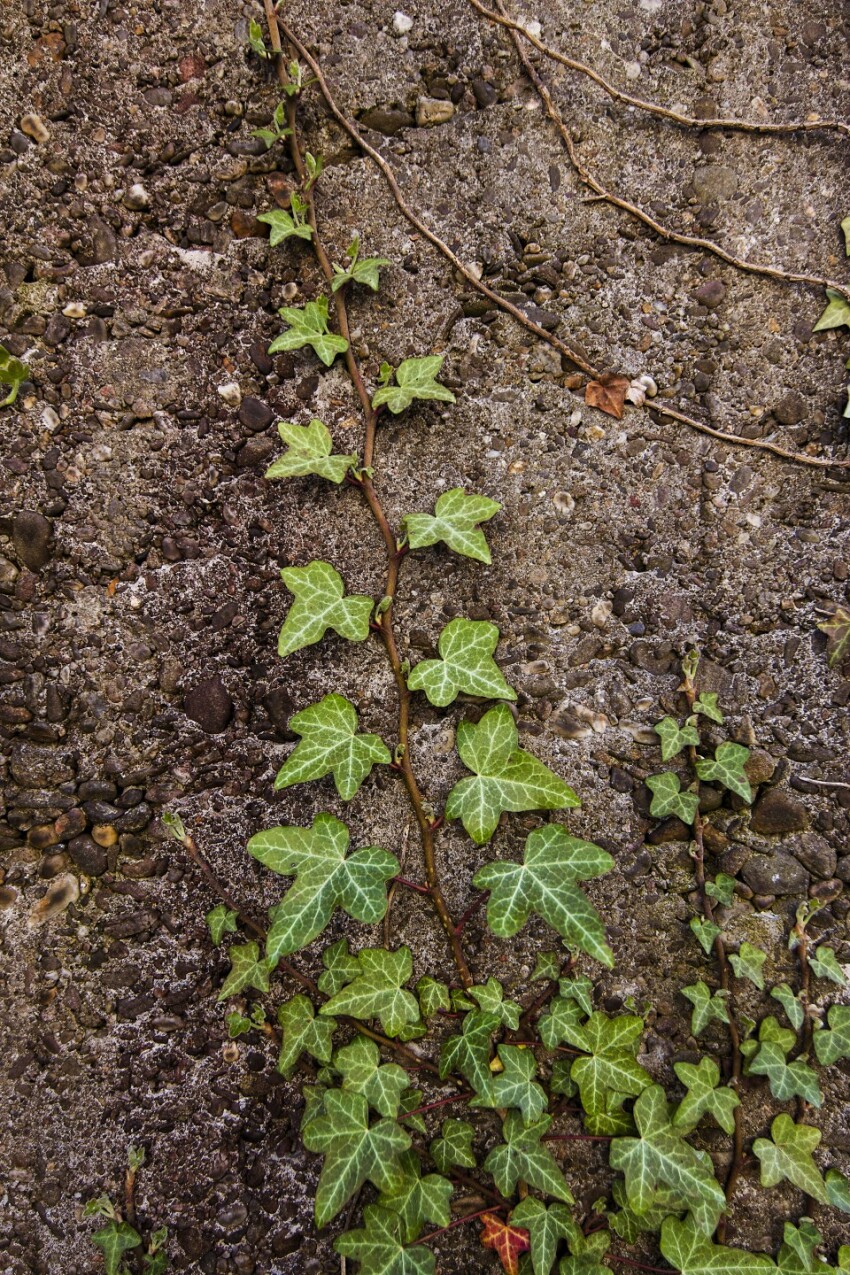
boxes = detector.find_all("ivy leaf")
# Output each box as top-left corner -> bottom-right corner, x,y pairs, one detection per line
378,1149 -> 453,1242
92,1221 -> 143,1275
371,355 -> 456,414
817,605 -> 850,668
276,995 -> 337,1077
672,1058 -> 739,1136
809,946 -> 847,985
257,207 -> 313,244
226,1010 -> 254,1038
206,904 -> 238,945
813,1004 -> 850,1065
440,1010 -> 499,1094
539,996 -> 587,1050
0,344 -> 30,407
690,917 -> 721,957
610,1085 -> 727,1235
401,487 -> 501,564
332,237 -> 391,293
247,18 -> 268,56
335,1204 -> 435,1275
560,1229 -> 614,1275
560,976 -> 594,1018
694,743 -> 752,802
752,1114 -> 828,1203
407,618 -> 516,706
609,1180 -> 685,1243
813,288 -> 850,332
748,1041 -> 822,1107
473,1045 -> 548,1124
474,823 -> 613,965
218,942 -> 271,1000
334,1035 -> 410,1117
318,937 -> 362,995
398,1088 -> 428,1135
532,952 -> 562,983
693,693 -> 724,724
510,1198 -> 575,1275
728,942 -> 767,990
705,874 -> 736,907
480,1212 -> 533,1275
277,561 -> 373,660
484,1112 -> 575,1203
448,705 -> 579,845
681,982 -> 730,1036
769,983 -> 805,1031
273,694 -> 390,801
660,1216 -> 777,1275
430,1118 -> 476,1173
416,976 -> 451,1020
265,419 -> 358,484
646,773 -> 699,824
778,1219 -> 822,1275
248,813 -> 399,960
568,1013 -> 652,1117
320,946 -> 420,1038
826,1168 -> 850,1214
269,296 -> 349,366
654,717 -> 700,762
302,1090 -> 411,1226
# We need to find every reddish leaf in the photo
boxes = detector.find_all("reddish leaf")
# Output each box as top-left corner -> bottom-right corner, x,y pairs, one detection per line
480,1211 -> 531,1275
585,374 -> 630,420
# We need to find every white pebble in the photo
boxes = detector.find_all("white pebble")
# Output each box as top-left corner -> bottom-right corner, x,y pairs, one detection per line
217,382 -> 242,407
392,10 -> 413,34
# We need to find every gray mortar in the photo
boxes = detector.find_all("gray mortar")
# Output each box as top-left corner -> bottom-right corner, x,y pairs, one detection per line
1,0 -> 849,1271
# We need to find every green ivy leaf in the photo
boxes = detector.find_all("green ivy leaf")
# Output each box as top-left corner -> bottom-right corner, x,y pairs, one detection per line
302,1090 -> 411,1227
331,237 -> 391,293
752,1114 -> 828,1203
539,996 -> 587,1050
568,1013 -> 652,1117
646,773 -> 699,824
377,1149 -> 453,1242
826,1168 -> 850,1214
265,419 -> 358,484
817,605 -> 850,669
401,487 -> 501,564
778,1219 -> 822,1275
335,1204 -> 435,1275
748,1041 -> 822,1107
318,937 -> 362,995
694,743 -> 752,802
257,207 -> 313,245
474,823 -> 613,964
407,618 -> 516,706
681,982 -> 730,1036
809,946 -> 846,985
226,1010 -> 254,1038
277,995 -> 337,1077
660,1215 -> 777,1275
398,1088 -> 428,1135
769,983 -> 805,1031
728,942 -> 767,990
371,355 -> 456,414
559,1229 -> 614,1275
510,1198 -> 576,1275
448,705 -> 579,844
247,18 -> 268,56
473,1045 -> 548,1124
610,1085 -> 727,1235
206,903 -> 238,946
248,813 -> 399,959
689,917 -> 721,957
269,296 -> 349,366
273,694 -> 391,801
468,978 -> 522,1029
430,1118 -> 476,1174
218,942 -> 271,1000
0,344 -> 30,407
532,951 -> 562,983
813,1004 -> 850,1065
813,288 -> 850,332
608,1180 -> 685,1243
415,976 -> 451,1020
320,946 -> 420,1038
334,1035 -> 410,1118
484,1112 -> 575,1203
704,874 -> 736,906
654,717 -> 700,762
92,1221 -> 143,1275
672,1057 -> 739,1136
277,561 -> 373,659
693,693 -> 724,724
440,1010 -> 499,1095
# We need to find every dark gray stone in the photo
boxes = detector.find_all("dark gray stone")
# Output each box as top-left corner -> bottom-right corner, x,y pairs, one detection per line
13,511 -> 53,570
184,677 -> 233,734
741,852 -> 809,896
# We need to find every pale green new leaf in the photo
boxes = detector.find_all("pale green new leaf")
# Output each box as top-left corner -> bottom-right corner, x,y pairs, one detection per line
277,561 -> 373,659
610,1086 -> 727,1235
560,1229 -> 614,1275
269,296 -> 349,366
407,618 -> 516,706
206,903 -> 238,945
401,487 -> 501,564
0,344 -> 30,407
474,823 -> 613,964
568,1013 -> 652,1117
468,978 -> 522,1030
809,946 -> 847,985
472,1045 -> 547,1124
302,1091 -> 411,1226
813,1004 -> 850,1065
813,288 -> 850,332
770,983 -> 805,1031
274,694 -> 390,801
218,942 -> 271,1000
728,942 -> 767,990
320,946 -> 420,1038
257,207 -> 313,244
440,1010 -> 499,1095
694,743 -> 752,802
510,1198 -> 576,1275
247,18 -> 268,56
430,1118 -> 476,1174
248,813 -> 399,959
92,1221 -> 143,1275
748,1041 -> 822,1106
672,1058 -> 739,1136
660,1215 -> 777,1275
332,238 -> 391,293
646,772 -> 699,824
693,693 -> 724,724
826,1168 -> 850,1213
655,717 -> 700,761
265,419 -> 357,484
681,982 -> 730,1036
752,1114 -> 828,1203
415,976 -> 451,1020
448,705 -> 579,844
778,1218 -> 822,1275
705,874 -> 736,907
378,1149 -> 453,1242
690,917 -> 721,957
334,1035 -> 409,1117
335,1205 -> 434,1275
277,995 -> 337,1077
371,355 -> 456,414
484,1112 -> 575,1203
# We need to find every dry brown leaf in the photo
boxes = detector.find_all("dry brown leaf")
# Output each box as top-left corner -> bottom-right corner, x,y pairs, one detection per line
585,373 -> 630,420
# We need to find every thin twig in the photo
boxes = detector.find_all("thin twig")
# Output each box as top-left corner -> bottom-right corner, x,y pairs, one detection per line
417,1207 -> 501,1245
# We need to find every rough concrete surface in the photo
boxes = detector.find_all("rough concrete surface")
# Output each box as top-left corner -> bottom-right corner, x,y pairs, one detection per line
1,0 -> 849,1271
